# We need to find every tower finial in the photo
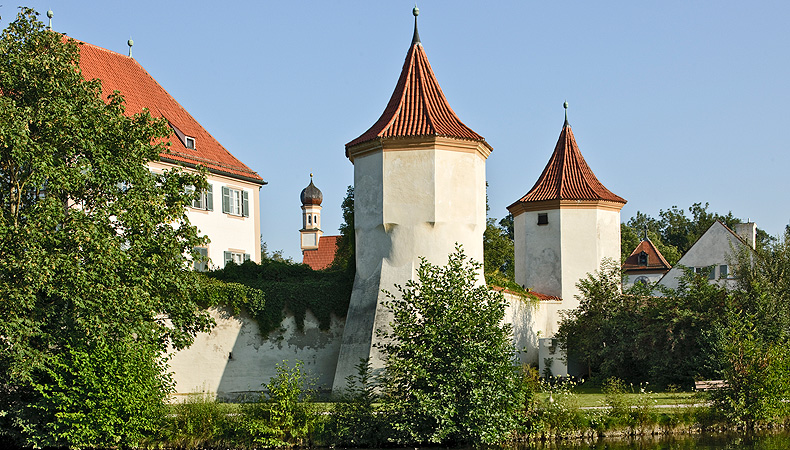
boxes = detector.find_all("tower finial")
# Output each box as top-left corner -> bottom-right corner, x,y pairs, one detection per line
46,10 -> 53,31
310,172 -> 313,181
127,38 -> 134,58
411,5 -> 421,45
643,224 -> 649,241
563,100 -> 569,127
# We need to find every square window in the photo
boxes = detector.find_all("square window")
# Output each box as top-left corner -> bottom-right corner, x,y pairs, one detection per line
221,186 -> 249,217
537,213 -> 548,225
191,184 -> 213,211
224,251 -> 251,267
185,136 -> 195,149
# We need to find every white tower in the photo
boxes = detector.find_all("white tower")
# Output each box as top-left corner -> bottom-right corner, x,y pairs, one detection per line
333,8 -> 492,390
300,174 -> 323,252
507,103 -> 626,311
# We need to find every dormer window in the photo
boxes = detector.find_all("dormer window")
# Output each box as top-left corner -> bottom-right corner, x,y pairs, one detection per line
638,251 -> 648,266
185,136 -> 195,149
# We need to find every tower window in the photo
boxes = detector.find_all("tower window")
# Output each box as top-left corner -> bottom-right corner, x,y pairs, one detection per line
537,213 -> 548,225
638,251 -> 648,266
308,215 -> 312,224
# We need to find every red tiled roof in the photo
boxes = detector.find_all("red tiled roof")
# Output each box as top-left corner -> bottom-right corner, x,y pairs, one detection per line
491,286 -> 561,301
76,40 -> 264,184
302,235 -> 340,271
510,123 -> 624,205
622,238 -> 672,272
346,38 -> 489,152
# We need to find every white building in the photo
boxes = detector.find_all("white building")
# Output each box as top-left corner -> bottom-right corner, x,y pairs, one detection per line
657,220 -> 755,291
77,40 -> 265,269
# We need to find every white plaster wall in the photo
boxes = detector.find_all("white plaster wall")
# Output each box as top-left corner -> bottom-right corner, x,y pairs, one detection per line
658,221 -> 745,291
559,207 -> 620,309
334,145 -> 487,391
622,271 -> 665,288
149,162 -> 262,267
503,292 -> 564,366
516,210 -> 562,297
169,308 -> 345,401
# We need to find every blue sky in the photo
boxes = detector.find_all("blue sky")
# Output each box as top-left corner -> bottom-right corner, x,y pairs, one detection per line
4,1 -> 789,260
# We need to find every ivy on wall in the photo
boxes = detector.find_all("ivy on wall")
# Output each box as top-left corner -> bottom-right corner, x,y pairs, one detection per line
206,260 -> 353,337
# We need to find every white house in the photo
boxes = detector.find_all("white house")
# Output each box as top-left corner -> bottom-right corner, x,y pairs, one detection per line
657,220 -> 755,291
77,40 -> 265,269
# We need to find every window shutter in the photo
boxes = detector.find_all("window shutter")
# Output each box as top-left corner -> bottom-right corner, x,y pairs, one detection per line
242,191 -> 249,217
206,183 -> 213,211
708,266 -> 716,280
720,265 -> 728,278
222,186 -> 230,214
244,253 -> 251,262
224,251 -> 232,266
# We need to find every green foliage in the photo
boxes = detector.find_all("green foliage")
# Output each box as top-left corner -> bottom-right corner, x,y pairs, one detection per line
326,358 -> 389,447
533,378 -> 587,436
242,360 -> 318,447
557,259 -> 727,387
620,223 -> 682,265
0,9 -> 215,446
333,185 -> 355,273
378,245 -> 523,445
484,216 -> 515,278
157,394 -> 240,448
711,313 -> 790,429
208,258 -> 352,336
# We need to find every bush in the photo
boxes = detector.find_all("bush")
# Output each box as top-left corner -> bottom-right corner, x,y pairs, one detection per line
157,394 -> 239,448
325,358 -> 389,447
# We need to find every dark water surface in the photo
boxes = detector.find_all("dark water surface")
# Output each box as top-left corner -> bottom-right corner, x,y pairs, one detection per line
508,431 -> 790,449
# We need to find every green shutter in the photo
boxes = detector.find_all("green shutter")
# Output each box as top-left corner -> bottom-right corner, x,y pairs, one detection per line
242,191 -> 249,217
244,253 -> 251,262
222,186 -> 230,214
206,183 -> 213,211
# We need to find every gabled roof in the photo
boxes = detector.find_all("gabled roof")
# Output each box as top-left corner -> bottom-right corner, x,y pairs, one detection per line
76,40 -> 265,184
345,21 -> 489,153
623,238 -> 672,272
303,235 -> 340,271
509,122 -> 624,206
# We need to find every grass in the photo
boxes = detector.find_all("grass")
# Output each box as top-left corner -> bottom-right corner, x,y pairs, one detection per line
536,386 -> 699,408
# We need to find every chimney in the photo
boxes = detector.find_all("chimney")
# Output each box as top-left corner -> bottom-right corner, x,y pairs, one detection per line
735,221 -> 756,249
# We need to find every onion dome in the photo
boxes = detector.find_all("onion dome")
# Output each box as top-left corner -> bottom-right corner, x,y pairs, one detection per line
300,174 -> 323,206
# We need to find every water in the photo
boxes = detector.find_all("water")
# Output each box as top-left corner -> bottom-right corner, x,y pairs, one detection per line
511,431 -> 790,449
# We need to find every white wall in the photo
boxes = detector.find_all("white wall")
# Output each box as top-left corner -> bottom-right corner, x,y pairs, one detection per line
515,209 -> 562,297
168,308 -> 345,401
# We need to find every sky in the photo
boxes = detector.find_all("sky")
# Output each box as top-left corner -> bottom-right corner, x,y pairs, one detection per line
3,1 -> 789,261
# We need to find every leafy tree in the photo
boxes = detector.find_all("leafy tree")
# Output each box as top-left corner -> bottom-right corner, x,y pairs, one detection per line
378,245 -> 522,445
483,217 -> 514,278
332,185 -> 355,273
0,9 -> 218,446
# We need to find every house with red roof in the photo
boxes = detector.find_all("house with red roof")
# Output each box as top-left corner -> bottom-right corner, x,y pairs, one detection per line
622,229 -> 672,287
77,40 -> 265,270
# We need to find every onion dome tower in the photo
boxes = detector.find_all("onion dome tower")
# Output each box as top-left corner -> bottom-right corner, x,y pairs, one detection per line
334,7 -> 492,391
300,174 -> 323,252
507,103 -> 626,309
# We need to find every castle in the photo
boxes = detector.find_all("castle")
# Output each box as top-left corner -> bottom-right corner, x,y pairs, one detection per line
76,8 -> 626,397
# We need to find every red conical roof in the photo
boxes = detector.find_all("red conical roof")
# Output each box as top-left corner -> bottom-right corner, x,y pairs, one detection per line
346,35 -> 488,153
511,123 -> 625,205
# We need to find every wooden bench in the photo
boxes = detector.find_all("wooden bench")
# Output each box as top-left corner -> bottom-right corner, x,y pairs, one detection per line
695,380 -> 727,391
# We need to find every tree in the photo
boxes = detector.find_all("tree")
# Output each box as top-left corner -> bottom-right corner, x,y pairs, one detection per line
332,185 -> 355,273
378,245 -> 522,445
0,9 -> 216,446
483,217 -> 514,278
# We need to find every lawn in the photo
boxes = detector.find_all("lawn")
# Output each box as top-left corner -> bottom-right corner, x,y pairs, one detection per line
537,385 -> 700,408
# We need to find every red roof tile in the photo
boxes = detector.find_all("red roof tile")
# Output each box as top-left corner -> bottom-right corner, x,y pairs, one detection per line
75,40 -> 264,184
302,235 -> 340,271
622,238 -> 672,272
346,38 -> 489,153
510,123 -> 624,206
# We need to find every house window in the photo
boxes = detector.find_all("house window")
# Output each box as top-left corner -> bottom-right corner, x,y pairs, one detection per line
224,251 -> 251,267
193,247 -> 209,272
537,213 -> 548,225
720,264 -> 729,278
185,136 -> 195,149
638,251 -> 649,266
191,183 -> 213,211
221,186 -> 249,217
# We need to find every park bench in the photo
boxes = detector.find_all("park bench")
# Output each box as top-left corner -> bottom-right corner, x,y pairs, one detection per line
695,380 -> 727,391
